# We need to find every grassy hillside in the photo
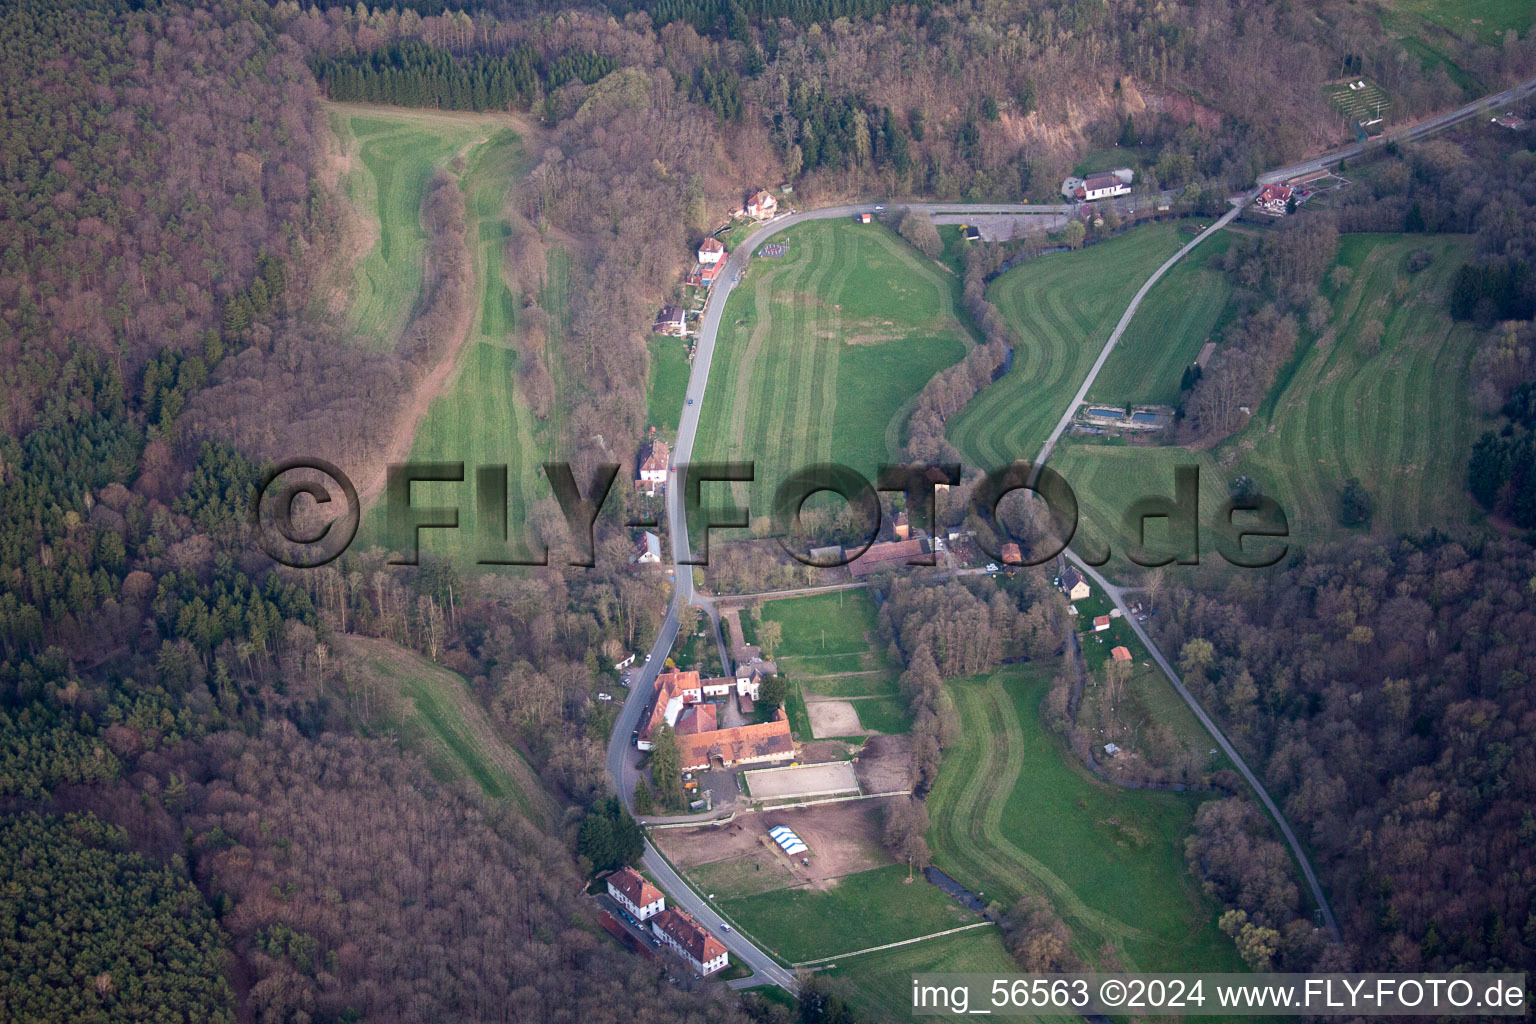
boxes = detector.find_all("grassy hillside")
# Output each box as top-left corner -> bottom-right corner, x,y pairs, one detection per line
337,636 -> 553,828
330,111 -> 486,349
691,219 -> 970,530
342,108 -> 556,563
926,665 -> 1242,973
1088,230 -> 1236,408
947,222 -> 1187,469
1053,233 -> 1485,574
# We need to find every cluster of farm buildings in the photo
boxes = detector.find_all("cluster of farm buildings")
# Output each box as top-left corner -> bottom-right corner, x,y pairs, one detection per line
637,668 -> 792,771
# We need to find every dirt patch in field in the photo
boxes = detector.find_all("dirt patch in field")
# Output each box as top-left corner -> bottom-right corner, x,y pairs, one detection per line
853,733 -> 913,794
655,799 -> 900,887
807,699 -> 865,738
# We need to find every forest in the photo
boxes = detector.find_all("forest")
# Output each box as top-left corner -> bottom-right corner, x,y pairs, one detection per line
0,0 -> 1533,1018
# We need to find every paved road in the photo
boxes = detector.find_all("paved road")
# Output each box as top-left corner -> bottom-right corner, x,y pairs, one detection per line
603,76 -> 1534,985
1067,556 -> 1343,939
641,841 -> 800,990
1258,75 -> 1536,185
1032,200 -> 1245,470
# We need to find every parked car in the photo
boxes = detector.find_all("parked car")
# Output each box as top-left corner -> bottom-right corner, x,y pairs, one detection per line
985,563 -> 999,573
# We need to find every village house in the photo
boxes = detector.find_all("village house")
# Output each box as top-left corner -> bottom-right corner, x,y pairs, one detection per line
856,212 -> 871,224
607,866 -> 665,921
650,907 -> 729,975
652,306 -> 687,337
1065,168 -> 1133,201
1000,542 -> 1023,565
1111,646 -> 1132,662
1092,614 -> 1111,632
1061,567 -> 1091,601
697,236 -> 726,264
637,437 -> 670,496
734,661 -> 774,698
1256,183 -> 1294,215
633,531 -> 662,565
893,511 -> 910,540
746,189 -> 777,220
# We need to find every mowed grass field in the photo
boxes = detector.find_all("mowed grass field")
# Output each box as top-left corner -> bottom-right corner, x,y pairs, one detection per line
750,590 -> 909,733
691,219 -> 971,530
648,336 -> 690,433
718,864 -> 984,963
331,111 -> 486,349
948,222 -> 1188,470
1053,233 -> 1485,574
927,665 -> 1242,973
823,929 -> 1044,1024
344,109 -> 558,563
1089,231 -> 1235,408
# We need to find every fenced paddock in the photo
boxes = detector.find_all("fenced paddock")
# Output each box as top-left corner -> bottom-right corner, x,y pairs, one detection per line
744,761 -> 859,801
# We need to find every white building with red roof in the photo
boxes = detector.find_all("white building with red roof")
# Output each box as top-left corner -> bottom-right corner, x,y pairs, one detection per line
746,189 -> 777,220
1256,183 -> 1294,215
650,907 -> 729,975
637,438 -> 670,496
607,865 -> 666,921
697,236 -> 726,264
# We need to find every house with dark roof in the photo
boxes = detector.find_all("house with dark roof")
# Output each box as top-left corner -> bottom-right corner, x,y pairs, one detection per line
697,236 -> 726,264
607,865 -> 665,920
1061,568 -> 1091,601
652,306 -> 687,337
650,907 -> 729,975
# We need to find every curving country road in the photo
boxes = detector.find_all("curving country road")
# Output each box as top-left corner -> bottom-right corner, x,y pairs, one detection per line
604,74 -> 1534,987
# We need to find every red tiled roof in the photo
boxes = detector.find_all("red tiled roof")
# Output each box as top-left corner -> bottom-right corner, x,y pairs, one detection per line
677,709 -> 793,769
1111,646 -> 1132,661
641,670 -> 701,742
699,237 -> 725,253
1000,542 -> 1023,565
1094,615 -> 1111,628
676,703 -> 717,735
609,865 -> 663,908
640,439 -> 671,474
653,907 -> 727,964
848,538 -> 931,577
